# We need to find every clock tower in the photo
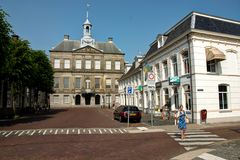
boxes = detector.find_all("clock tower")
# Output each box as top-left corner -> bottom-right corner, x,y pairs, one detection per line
80,11 -> 95,47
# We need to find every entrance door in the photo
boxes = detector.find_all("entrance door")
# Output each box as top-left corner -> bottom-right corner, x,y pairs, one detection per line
75,95 -> 81,105
95,95 -> 100,105
85,94 -> 91,105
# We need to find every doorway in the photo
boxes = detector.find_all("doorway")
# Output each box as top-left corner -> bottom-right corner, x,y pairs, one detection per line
95,95 -> 100,105
85,93 -> 91,105
75,95 -> 81,105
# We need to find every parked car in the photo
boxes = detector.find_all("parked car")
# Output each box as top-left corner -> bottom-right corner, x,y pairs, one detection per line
113,105 -> 141,123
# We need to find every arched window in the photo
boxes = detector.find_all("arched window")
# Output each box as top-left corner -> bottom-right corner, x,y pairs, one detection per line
183,85 -> 191,110
86,26 -> 90,33
182,51 -> 190,74
218,84 -> 229,110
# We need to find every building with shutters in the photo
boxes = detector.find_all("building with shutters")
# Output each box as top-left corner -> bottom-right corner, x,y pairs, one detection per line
49,14 -> 125,107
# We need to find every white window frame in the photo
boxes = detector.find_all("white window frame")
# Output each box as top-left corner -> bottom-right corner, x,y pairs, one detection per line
63,77 -> 69,89
75,77 -> 81,88
54,59 -> 60,69
64,59 -> 70,69
85,60 -> 91,69
171,56 -> 178,76
115,61 -> 120,70
75,60 -> 82,69
95,60 -> 101,70
106,78 -> 111,88
53,95 -> 59,104
54,77 -> 60,88
106,61 -> 111,70
182,51 -> 190,74
63,95 -> 70,104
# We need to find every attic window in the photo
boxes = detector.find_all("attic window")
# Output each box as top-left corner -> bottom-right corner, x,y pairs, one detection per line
157,35 -> 166,48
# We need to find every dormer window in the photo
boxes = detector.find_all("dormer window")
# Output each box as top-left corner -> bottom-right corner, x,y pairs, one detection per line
157,35 -> 167,48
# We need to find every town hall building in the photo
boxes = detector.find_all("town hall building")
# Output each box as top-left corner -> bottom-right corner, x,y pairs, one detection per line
50,14 -> 125,107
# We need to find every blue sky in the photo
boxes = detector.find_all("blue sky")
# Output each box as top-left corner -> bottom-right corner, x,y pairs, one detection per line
1,0 -> 240,62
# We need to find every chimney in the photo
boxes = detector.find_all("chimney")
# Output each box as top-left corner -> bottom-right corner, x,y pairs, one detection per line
64,35 -> 70,40
12,34 -> 19,40
107,37 -> 113,43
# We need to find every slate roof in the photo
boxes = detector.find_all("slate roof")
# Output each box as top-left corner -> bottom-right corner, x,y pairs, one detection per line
50,40 -> 123,54
144,11 -> 240,59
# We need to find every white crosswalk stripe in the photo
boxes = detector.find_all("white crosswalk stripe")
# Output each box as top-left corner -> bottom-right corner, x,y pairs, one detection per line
167,130 -> 226,151
0,128 -> 128,138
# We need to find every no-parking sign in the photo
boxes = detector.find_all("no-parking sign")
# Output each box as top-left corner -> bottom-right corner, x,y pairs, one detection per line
147,72 -> 156,88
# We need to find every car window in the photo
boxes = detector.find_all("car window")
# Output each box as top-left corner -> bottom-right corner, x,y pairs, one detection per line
122,106 -> 139,111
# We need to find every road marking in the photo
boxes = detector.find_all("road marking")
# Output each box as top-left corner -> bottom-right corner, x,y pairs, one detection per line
50,130 -> 53,133
198,153 -> 226,160
99,129 -> 102,134
55,129 -> 58,135
118,129 -> 124,134
83,129 -> 86,133
179,141 -> 214,146
5,131 -> 13,137
168,130 -> 226,151
174,138 -> 226,141
18,131 -> 25,136
61,129 -> 64,132
104,129 -> 107,132
2,131 -> 7,136
88,129 -> 91,134
72,129 -> 75,133
113,129 -> 117,132
108,129 -> 113,134
30,130 -> 36,136
43,130 -> 47,135
38,130 -> 42,133
123,129 -> 127,132
26,130 -> 30,135
93,129 -> 96,132
14,131 -> 20,135
78,129 -> 80,134
66,129 -> 69,135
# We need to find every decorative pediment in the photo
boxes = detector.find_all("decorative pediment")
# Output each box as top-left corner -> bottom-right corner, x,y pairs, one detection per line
74,45 -> 102,54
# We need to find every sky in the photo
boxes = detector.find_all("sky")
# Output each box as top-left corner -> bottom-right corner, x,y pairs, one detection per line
1,0 -> 240,62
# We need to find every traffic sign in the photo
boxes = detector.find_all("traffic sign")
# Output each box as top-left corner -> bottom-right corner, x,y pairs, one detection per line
127,86 -> 133,94
147,72 -> 156,87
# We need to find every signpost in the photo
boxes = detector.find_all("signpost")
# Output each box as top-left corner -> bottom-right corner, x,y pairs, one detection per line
147,72 -> 155,126
126,86 -> 133,127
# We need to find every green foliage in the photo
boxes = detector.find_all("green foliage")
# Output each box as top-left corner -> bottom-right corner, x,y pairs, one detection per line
0,8 -> 13,75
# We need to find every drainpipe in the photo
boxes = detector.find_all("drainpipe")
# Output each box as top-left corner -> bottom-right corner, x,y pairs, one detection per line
187,34 -> 194,123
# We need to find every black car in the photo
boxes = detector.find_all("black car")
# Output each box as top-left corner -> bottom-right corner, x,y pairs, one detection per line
113,105 -> 141,123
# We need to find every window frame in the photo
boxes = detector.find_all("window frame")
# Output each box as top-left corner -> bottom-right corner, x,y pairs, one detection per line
182,51 -> 190,74
54,59 -> 60,69
115,61 -> 121,70
75,59 -> 82,69
95,60 -> 101,70
106,78 -> 112,89
63,77 -> 69,89
85,60 -> 91,69
106,61 -> 112,70
218,85 -> 229,110
64,59 -> 70,69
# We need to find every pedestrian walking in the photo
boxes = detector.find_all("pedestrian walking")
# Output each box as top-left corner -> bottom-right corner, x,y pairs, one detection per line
177,104 -> 189,140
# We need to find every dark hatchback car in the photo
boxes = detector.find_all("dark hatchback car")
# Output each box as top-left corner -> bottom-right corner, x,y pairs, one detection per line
113,105 -> 141,123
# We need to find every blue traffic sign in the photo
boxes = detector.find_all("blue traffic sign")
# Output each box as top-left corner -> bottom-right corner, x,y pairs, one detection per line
127,86 -> 133,94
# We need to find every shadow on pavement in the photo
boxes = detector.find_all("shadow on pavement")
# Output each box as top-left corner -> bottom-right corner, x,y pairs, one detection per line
0,109 -> 68,127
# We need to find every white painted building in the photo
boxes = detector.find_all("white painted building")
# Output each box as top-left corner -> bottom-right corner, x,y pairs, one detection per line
120,12 -> 240,124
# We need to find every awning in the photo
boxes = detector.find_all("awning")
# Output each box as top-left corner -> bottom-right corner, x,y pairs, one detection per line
205,47 -> 226,61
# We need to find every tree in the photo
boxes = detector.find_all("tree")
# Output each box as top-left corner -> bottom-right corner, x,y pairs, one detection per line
0,9 -> 12,110
0,9 -> 12,73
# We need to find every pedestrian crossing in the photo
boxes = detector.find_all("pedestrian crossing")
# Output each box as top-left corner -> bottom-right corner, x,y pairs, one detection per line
167,130 -> 226,151
0,128 -> 128,138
